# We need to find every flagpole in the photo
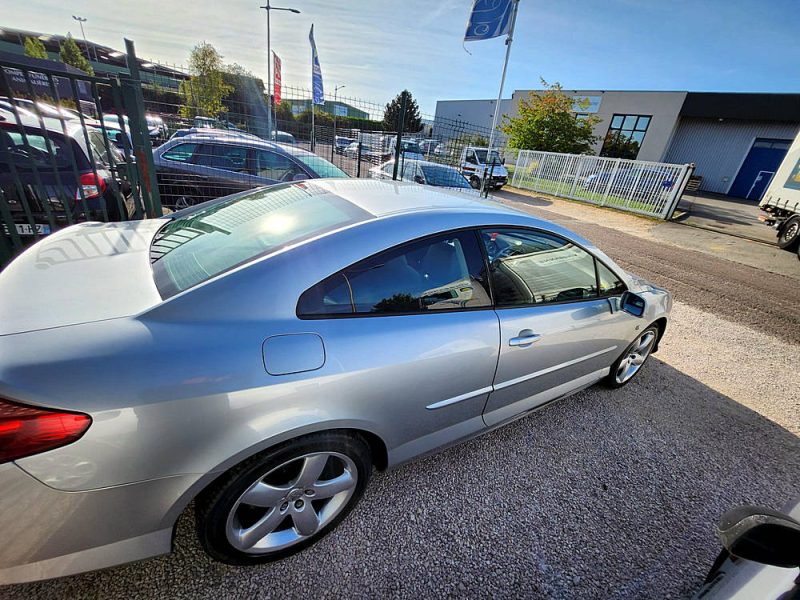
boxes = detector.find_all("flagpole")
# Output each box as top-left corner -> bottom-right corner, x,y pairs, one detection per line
482,0 -> 519,196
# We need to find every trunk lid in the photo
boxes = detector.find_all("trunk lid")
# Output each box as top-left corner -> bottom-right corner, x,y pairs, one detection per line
0,219 -> 166,335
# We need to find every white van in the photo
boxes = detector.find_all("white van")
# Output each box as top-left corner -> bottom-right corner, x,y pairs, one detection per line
460,146 -> 508,190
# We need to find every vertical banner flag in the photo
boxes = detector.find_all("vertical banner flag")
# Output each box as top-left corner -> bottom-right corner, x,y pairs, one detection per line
273,52 -> 282,106
309,24 -> 324,105
464,0 -> 514,41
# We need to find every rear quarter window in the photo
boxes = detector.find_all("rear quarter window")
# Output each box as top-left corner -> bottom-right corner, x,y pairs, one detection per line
0,127 -> 86,172
161,143 -> 199,163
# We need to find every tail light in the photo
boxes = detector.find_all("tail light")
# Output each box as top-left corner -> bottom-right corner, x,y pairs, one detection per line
75,172 -> 107,201
0,398 -> 91,464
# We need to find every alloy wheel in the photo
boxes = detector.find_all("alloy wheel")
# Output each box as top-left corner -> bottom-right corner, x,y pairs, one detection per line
225,451 -> 358,554
615,330 -> 656,384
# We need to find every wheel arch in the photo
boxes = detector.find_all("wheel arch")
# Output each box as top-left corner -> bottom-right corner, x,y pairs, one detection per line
159,423 -> 389,534
651,317 -> 668,353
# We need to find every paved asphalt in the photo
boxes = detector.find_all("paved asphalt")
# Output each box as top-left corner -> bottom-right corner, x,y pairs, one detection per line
4,190 -> 799,599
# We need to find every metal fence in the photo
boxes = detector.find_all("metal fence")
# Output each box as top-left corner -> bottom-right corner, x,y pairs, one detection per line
0,39 -> 508,269
511,150 -> 693,219
0,42 -> 163,267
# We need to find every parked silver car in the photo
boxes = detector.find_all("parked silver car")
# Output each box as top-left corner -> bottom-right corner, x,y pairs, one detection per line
0,179 -> 671,584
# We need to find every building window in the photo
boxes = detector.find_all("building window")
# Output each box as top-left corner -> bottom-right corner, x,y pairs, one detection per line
600,114 -> 651,160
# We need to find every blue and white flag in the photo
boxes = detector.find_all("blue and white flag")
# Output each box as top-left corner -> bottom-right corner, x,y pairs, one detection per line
464,0 -> 514,42
309,24 -> 324,105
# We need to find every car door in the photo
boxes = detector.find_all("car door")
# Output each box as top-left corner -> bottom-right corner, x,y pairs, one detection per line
194,143 -> 257,199
479,227 -> 636,427
156,142 -> 209,205
296,229 -> 499,463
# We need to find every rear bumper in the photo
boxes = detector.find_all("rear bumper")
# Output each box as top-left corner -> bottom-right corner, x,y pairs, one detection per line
0,462 -> 200,585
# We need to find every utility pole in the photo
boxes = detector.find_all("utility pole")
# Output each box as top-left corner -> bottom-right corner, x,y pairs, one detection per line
331,84 -> 345,161
260,1 -> 300,139
71,15 -> 96,63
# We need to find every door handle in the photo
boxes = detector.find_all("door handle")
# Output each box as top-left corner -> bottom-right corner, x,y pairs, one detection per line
509,329 -> 542,347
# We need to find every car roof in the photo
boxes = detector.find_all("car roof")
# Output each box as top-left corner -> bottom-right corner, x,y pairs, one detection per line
380,159 -> 459,170
171,132 -> 281,149
300,178 -> 516,219
0,107 -> 87,138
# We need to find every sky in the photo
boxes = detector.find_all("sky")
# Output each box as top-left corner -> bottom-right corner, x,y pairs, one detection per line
4,0 -> 799,115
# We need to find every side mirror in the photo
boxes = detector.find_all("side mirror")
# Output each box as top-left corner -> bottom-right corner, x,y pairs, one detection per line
292,173 -> 308,181
718,505 -> 800,568
620,291 -> 646,317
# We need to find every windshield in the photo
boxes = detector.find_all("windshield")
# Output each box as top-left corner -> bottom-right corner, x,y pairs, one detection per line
294,153 -> 348,178
421,164 -> 471,188
401,141 -> 422,154
150,183 -> 370,298
474,149 -> 502,164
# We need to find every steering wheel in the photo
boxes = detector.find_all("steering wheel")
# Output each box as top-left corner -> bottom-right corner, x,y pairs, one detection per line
280,169 -> 298,183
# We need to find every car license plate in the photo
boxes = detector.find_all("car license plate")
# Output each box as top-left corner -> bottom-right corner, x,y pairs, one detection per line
3,223 -> 52,236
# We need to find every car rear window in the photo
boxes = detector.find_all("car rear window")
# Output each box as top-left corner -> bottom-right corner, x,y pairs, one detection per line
421,164 -> 470,188
294,153 -> 348,178
150,183 -> 372,298
0,126 -> 86,172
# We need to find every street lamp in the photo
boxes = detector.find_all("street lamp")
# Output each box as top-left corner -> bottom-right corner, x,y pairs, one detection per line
71,16 -> 96,63
331,84 -> 345,161
259,2 -> 300,139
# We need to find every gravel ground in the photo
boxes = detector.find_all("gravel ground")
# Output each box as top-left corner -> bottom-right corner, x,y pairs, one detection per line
3,193 -> 799,599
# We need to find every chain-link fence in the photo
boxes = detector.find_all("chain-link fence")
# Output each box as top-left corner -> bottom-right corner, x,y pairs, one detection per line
0,42 -> 516,267
132,58 -> 511,207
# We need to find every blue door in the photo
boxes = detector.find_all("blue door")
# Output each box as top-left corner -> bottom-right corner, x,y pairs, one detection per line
729,139 -> 792,200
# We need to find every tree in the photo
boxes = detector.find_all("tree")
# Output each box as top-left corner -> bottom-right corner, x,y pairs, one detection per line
275,100 -> 295,124
501,79 -> 600,154
59,34 -> 93,75
383,90 -> 423,133
178,42 -> 233,119
23,36 -> 48,60
461,133 -> 489,146
220,62 -> 267,133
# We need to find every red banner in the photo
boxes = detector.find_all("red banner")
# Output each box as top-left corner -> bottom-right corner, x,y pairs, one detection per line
273,53 -> 282,105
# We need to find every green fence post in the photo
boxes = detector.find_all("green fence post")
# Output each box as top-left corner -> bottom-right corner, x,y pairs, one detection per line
121,38 -> 162,217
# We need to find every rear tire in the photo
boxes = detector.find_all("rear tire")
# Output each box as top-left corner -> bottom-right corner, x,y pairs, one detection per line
470,176 -> 481,189
778,216 -> 800,251
196,432 -> 372,566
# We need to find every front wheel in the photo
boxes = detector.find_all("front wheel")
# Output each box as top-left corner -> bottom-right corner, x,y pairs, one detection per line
469,176 -> 481,189
196,432 -> 371,565
604,325 -> 659,388
778,216 -> 800,251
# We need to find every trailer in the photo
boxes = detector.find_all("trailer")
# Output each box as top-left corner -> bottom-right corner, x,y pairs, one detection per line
759,130 -> 800,255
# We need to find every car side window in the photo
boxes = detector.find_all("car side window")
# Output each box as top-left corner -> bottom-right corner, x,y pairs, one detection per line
298,231 -> 492,317
465,151 -> 477,164
193,144 -> 248,172
87,130 -> 111,166
597,261 -> 627,297
253,149 -> 302,181
162,143 -> 199,163
399,162 -> 416,182
480,228 -> 599,306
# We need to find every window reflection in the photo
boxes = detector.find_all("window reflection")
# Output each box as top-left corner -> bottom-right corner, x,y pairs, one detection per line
480,229 -> 599,306
298,231 -> 491,316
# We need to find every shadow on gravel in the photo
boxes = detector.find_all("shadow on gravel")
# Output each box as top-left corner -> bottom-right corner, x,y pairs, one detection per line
5,359 -> 799,599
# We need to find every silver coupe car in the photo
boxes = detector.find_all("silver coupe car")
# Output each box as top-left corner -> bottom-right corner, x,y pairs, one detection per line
0,179 -> 671,584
